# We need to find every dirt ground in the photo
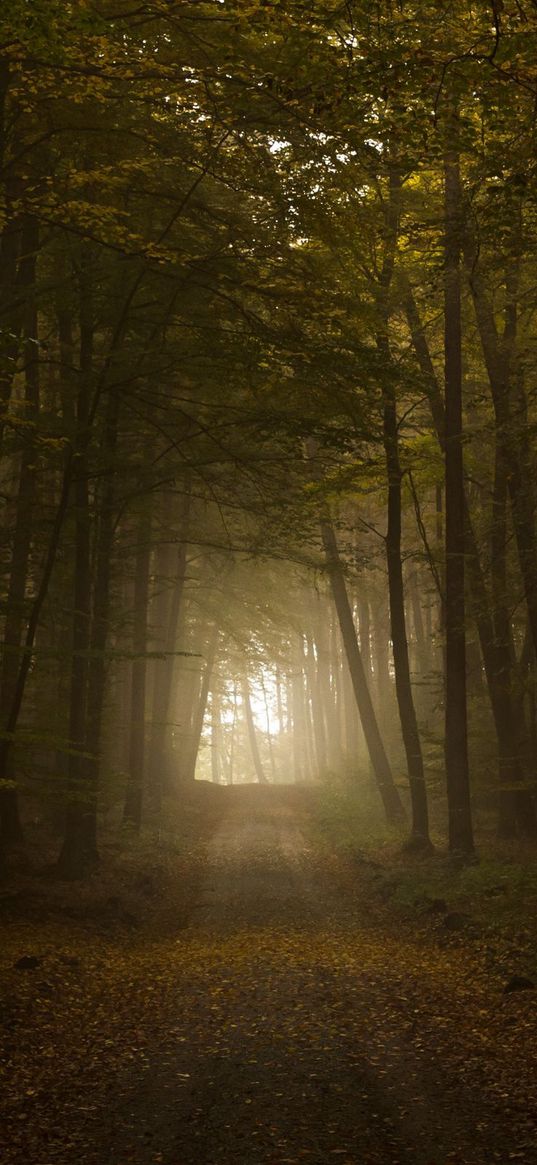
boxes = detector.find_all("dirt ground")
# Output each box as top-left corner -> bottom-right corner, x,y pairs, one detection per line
2,783 -> 537,1165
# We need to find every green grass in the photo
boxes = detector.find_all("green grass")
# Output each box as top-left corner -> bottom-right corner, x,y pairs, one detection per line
310,779 -> 537,964
311,779 -> 405,855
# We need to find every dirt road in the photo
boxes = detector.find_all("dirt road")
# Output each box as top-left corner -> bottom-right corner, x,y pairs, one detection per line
3,784 -> 537,1164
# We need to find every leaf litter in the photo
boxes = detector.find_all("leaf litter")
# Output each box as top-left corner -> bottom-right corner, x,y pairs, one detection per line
1,785 -> 537,1164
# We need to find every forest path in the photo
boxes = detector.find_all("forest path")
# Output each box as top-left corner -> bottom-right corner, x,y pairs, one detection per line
3,784 -> 537,1164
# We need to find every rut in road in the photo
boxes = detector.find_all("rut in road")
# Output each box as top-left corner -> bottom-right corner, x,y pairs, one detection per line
84,784 -> 529,1165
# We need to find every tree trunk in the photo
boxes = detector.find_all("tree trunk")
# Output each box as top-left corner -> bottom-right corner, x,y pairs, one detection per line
342,643 -> 361,770
291,668 -> 305,784
405,279 -> 535,838
299,641 -> 317,780
491,450 -> 537,836
369,595 -> 392,719
148,489 -> 191,812
407,567 -> 429,683
228,680 -> 238,785
0,216 -> 39,847
325,521 -> 404,821
83,382 -> 120,839
464,231 -> 537,665
0,63 -> 25,451
260,671 -> 277,782
443,140 -> 474,855
58,270 -> 98,877
306,440 -> 404,822
304,634 -> 328,775
382,373 -> 431,847
242,675 -> 267,784
376,167 -> 430,847
210,690 -> 221,785
123,509 -> 152,830
183,626 -> 219,784
275,668 -> 285,736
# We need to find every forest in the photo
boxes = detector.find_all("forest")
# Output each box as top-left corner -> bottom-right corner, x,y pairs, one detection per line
3,3 -> 537,1164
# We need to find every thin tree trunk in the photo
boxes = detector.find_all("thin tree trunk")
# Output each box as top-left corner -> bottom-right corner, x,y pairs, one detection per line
211,690 -> 221,785
275,668 -> 285,736
242,675 -> 267,784
228,680 -> 238,785
306,441 -> 404,823
491,450 -> 537,836
83,383 -> 120,843
443,139 -> 474,855
407,567 -> 428,681
405,279 -> 534,837
376,169 -> 430,847
149,488 -> 191,813
327,606 -> 345,773
183,626 -> 219,784
0,454 -> 73,825
0,216 -> 39,846
58,269 -> 98,876
464,229 -> 537,664
123,509 -> 152,830
382,373 -> 431,846
342,653 -> 362,771
260,671 -> 277,782
325,520 -> 404,821
369,595 -> 392,719
291,669 -> 305,784
1,261 -> 137,854
0,65 -> 25,452
300,644 -> 316,780
357,596 -> 372,681
305,634 -> 328,775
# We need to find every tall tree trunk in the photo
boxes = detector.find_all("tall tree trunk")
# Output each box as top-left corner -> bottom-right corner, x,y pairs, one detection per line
210,690 -> 221,785
291,668 -> 305,784
123,509 -> 152,830
58,268 -> 98,876
260,671 -> 277,782
382,376 -> 431,846
0,62 -> 25,451
275,668 -> 285,736
0,216 -> 39,846
148,488 -> 191,813
299,641 -> 317,780
407,567 -> 429,682
405,279 -> 535,837
1,258 -> 137,856
464,218 -> 537,833
517,626 -> 537,779
341,635 -> 361,770
304,634 -> 328,775
242,675 -> 267,784
306,441 -> 404,822
228,680 -> 238,786
443,140 -> 474,855
324,518 -> 404,822
327,606 -> 345,773
357,596 -> 372,681
491,450 -> 537,836
464,228 -> 537,664
369,595 -> 392,718
83,383 -> 120,841
0,453 -> 74,833
376,169 -> 430,847
183,626 -> 219,784
174,656 -> 202,784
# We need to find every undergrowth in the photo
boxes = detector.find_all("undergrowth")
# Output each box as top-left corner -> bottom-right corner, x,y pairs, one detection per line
311,778 -> 537,961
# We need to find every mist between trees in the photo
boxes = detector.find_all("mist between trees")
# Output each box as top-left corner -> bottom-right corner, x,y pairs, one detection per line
2,0 -> 537,878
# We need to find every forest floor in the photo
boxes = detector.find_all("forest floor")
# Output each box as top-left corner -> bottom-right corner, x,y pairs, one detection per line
1,783 -> 537,1165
